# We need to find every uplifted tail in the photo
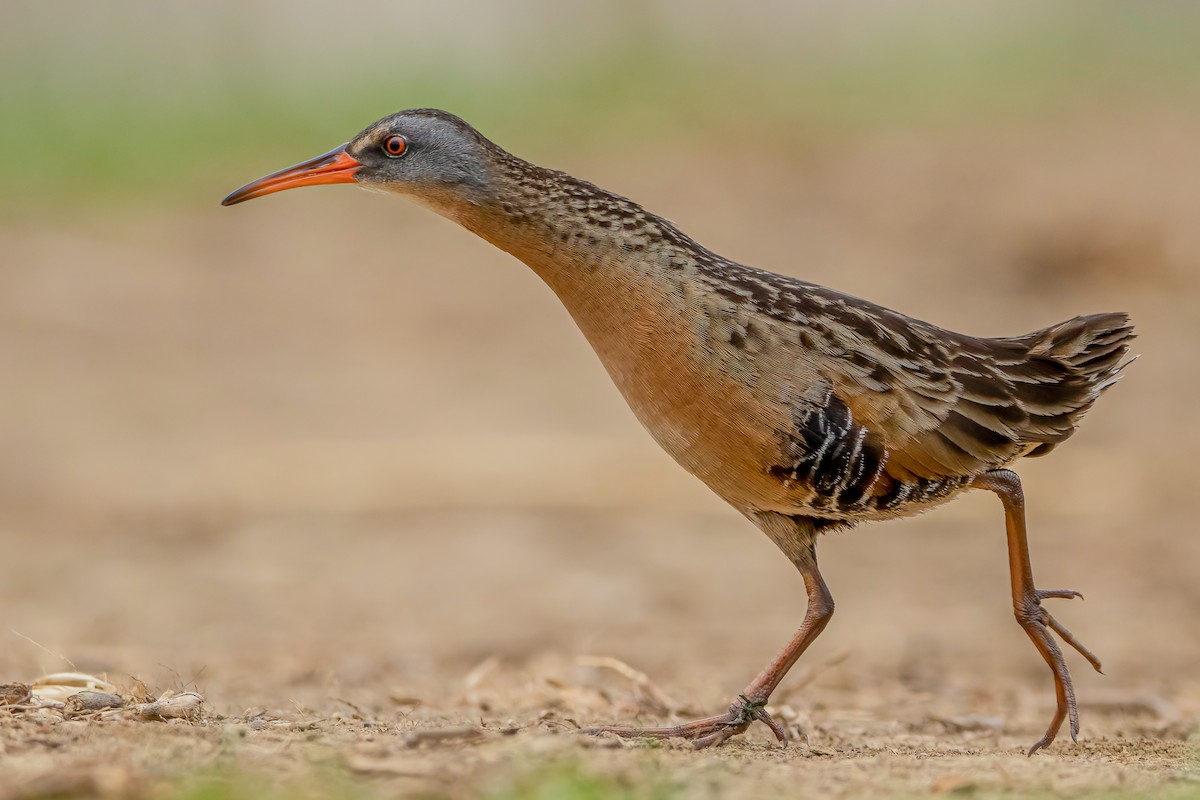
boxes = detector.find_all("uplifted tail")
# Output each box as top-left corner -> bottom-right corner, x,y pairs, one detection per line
1026,312 -> 1136,394
1004,312 -> 1136,457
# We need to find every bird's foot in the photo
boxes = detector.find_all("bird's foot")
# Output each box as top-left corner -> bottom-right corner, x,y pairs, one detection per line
583,694 -> 787,749
1022,587 -> 1103,756
1030,587 -> 1103,674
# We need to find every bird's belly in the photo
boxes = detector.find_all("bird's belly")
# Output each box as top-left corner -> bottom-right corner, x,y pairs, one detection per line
616,365 -> 797,511
559,275 -> 805,512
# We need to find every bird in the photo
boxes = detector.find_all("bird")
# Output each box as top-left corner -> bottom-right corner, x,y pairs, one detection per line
222,109 -> 1135,754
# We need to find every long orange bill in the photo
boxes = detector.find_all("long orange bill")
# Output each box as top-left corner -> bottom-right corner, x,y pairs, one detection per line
221,145 -> 361,206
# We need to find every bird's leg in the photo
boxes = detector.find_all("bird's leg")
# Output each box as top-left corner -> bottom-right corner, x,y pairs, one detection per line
972,469 -> 1103,756
585,515 -> 833,748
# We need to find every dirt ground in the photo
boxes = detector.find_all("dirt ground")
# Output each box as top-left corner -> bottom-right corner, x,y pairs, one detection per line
2,109 -> 1199,797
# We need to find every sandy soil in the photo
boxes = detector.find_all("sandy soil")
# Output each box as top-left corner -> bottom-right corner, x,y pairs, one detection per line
1,109 -> 1198,797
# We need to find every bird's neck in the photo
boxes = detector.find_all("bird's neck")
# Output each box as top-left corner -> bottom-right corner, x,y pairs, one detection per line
453,156 -> 702,301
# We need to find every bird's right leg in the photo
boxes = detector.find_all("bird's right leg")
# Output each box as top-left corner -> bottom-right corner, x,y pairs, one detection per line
583,514 -> 833,748
972,469 -> 1103,756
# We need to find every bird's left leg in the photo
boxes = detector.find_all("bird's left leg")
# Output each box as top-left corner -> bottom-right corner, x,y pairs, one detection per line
585,514 -> 833,748
973,469 -> 1103,755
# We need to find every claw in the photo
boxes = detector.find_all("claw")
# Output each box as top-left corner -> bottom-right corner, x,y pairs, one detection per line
1027,734 -> 1053,757
756,707 -> 789,744
1036,589 -> 1084,601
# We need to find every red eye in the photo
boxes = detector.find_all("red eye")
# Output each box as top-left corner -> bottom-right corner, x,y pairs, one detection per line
383,135 -> 408,157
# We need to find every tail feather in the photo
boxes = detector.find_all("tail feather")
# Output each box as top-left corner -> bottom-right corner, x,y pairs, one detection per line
1004,312 -> 1136,457
1027,311 -> 1136,387
1096,353 -> 1138,393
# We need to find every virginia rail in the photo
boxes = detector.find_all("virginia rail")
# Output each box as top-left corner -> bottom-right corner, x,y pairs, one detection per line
223,109 -> 1135,753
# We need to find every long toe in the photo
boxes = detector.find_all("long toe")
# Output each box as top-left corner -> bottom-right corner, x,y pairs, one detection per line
583,698 -> 788,749
583,712 -> 737,742
1040,608 -> 1103,673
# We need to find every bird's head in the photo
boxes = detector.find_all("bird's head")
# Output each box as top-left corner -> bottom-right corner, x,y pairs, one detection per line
222,109 -> 498,217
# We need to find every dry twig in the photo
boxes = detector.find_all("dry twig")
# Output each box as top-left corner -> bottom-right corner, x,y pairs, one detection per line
575,655 -> 682,713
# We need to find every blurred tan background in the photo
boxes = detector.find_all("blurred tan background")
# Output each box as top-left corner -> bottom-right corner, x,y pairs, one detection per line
1,1 -> 1198,794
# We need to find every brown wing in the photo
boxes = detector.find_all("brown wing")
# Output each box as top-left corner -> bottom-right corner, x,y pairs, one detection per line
689,260 -> 1132,508
831,344 -> 1029,483
820,311 -> 1135,485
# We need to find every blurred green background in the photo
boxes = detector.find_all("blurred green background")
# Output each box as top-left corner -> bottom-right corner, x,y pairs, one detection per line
4,0 -> 1200,208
